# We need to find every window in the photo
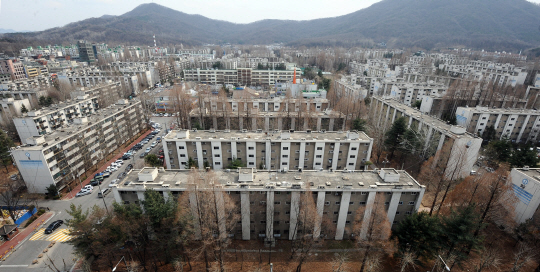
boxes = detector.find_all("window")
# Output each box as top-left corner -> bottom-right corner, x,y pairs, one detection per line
286,201 -> 291,205
260,221 -> 266,224
408,201 -> 415,205
385,202 -> 390,205
215,162 -> 221,165
333,221 -> 338,224
249,154 -> 254,158
282,155 -> 288,158
248,147 -> 254,150
399,201 -> 403,205
359,201 -> 366,205
286,211 -> 290,215
406,211 -> 412,215
179,146 -> 185,149
334,211 -> 339,215
351,147 -> 357,151
283,147 -> 288,150
214,154 -> 220,158
274,201 -> 281,205
347,211 -> 352,214
282,162 -> 287,165
411,192 -> 417,195
325,201 -> 330,205
361,192 -> 367,195
180,154 -> 186,157
213,146 -> 219,150
227,150 -> 231,153
250,201 -> 255,205
315,162 -> 321,166
317,147 -> 323,150
349,202 -> 354,205
346,221 -> 351,224
316,155 -> 322,158
249,162 -> 254,165
396,211 -> 400,215
350,155 -> 356,159
348,163 -> 354,166
335,202 -> 340,205
274,221 -> 280,225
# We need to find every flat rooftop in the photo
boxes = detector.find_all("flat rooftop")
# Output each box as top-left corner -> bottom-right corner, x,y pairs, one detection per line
117,168 -> 423,191
164,129 -> 372,142
513,168 -> 540,183
376,97 -> 479,139
461,106 -> 540,115
19,100 -> 141,150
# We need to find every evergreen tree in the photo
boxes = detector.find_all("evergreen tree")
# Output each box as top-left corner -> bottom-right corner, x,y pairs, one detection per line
393,212 -> 442,264
480,125 -> 496,144
510,145 -> 539,167
0,130 -> 14,173
441,205 -> 484,268
20,104 -> 28,114
385,117 -> 407,159
352,118 -> 367,132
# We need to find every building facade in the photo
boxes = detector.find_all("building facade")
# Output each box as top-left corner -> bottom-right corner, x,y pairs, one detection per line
163,130 -> 373,171
509,167 -> 540,224
12,100 -> 145,193
371,97 -> 482,179
77,40 -> 96,63
113,167 -> 425,241
456,106 -> 540,143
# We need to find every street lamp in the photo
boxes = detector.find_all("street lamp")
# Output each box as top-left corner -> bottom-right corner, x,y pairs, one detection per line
112,256 -> 128,272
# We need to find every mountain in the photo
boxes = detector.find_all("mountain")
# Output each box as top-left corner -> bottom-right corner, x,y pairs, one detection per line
1,0 -> 540,51
0,28 -> 17,33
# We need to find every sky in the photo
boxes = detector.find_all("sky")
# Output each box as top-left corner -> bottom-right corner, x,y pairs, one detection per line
1,0 -> 540,32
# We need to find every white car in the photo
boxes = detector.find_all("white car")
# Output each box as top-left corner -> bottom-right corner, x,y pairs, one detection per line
109,179 -> 119,187
84,185 -> 93,190
76,189 -> 92,197
151,142 -> 157,148
109,166 -> 118,172
115,160 -> 123,165
146,147 -> 151,152
164,113 -> 170,117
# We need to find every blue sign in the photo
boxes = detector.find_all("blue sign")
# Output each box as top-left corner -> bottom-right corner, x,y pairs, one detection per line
523,179 -> 529,185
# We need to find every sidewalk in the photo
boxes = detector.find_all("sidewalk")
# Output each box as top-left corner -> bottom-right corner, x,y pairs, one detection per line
63,129 -> 153,200
0,212 -> 53,256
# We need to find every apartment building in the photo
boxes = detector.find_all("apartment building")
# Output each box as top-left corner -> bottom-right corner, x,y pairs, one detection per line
58,69 -> 141,95
455,106 -> 540,143
77,40 -> 96,63
0,98 -> 32,126
183,68 -> 300,86
0,75 -> 52,91
0,59 -> 26,81
419,95 -> 529,119
509,167 -> 540,224
371,97 -> 482,179
388,83 -> 447,106
163,130 -> 373,172
11,100 -> 145,193
13,94 -> 100,143
112,167 -> 425,241
440,61 -> 527,87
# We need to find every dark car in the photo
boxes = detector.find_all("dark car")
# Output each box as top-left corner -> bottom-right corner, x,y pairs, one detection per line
45,220 -> 63,234
126,164 -> 133,171
90,178 -> 103,186
117,172 -> 127,180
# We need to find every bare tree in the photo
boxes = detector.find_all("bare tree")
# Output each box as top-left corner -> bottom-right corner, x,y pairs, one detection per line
182,169 -> 240,272
511,243 -> 536,272
353,193 -> 394,272
331,252 -> 349,272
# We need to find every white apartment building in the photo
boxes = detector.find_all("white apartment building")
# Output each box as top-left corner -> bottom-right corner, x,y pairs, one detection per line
183,68 -> 301,86
509,167 -> 540,224
455,106 -> 540,143
13,95 -> 100,144
113,167 -> 425,241
371,97 -> 482,179
11,100 -> 145,194
163,130 -> 373,172
440,61 -> 527,87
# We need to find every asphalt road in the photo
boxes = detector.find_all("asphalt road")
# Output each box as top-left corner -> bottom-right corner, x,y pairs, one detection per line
0,118 -> 171,271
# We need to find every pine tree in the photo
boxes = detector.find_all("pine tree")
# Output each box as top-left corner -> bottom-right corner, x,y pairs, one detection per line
385,117 -> 407,159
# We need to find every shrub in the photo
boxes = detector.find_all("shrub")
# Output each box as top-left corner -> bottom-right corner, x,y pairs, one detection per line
24,216 -> 37,227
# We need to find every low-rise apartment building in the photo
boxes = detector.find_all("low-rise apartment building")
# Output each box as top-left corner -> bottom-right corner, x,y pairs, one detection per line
11,100 -> 145,193
0,59 -> 26,81
456,106 -> 540,143
184,68 -> 301,86
371,97 -> 482,179
163,130 -> 373,171
112,167 -> 425,241
509,167 -> 540,224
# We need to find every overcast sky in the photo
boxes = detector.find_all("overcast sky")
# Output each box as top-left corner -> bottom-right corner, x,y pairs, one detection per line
2,0 -> 540,32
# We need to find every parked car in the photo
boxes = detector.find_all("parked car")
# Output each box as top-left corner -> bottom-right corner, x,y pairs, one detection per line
98,188 -> 111,198
76,189 -> 92,197
159,150 -> 164,155
84,185 -> 93,190
159,155 -> 164,160
122,154 -> 131,160
117,172 -> 127,180
140,152 -> 147,158
126,164 -> 133,171
146,147 -> 151,152
102,172 -> 111,178
44,220 -> 63,234
115,159 -> 124,165
109,179 -> 119,187
90,179 -> 102,186
151,141 -> 157,148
